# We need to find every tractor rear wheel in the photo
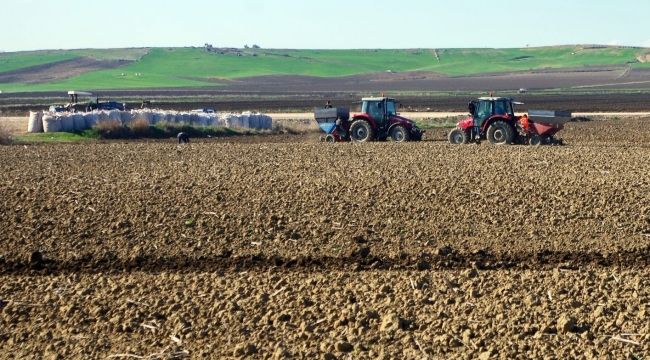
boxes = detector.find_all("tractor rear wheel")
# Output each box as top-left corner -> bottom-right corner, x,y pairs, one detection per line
350,120 -> 374,142
448,128 -> 469,144
487,121 -> 514,145
390,126 -> 410,142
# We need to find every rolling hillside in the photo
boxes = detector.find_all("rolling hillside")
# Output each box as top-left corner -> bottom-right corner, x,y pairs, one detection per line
0,46 -> 648,92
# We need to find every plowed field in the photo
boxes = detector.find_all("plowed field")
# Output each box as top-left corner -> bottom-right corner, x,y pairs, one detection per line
1,119 -> 650,359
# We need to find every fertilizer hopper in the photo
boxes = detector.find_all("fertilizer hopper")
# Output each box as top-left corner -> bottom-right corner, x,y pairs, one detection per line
314,107 -> 350,142
519,110 -> 572,146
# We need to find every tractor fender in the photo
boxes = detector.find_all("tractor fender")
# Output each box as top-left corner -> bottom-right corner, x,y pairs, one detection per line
481,115 -> 515,133
351,114 -> 378,130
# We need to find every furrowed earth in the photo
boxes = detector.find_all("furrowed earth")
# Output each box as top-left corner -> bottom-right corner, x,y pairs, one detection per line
1,118 -> 650,359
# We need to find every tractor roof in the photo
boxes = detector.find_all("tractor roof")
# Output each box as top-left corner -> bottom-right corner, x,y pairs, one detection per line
362,97 -> 394,101
68,91 -> 93,96
477,97 -> 524,105
477,97 -> 513,101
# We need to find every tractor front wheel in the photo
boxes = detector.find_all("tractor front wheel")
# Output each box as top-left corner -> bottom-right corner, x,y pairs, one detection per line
324,134 -> 336,143
448,128 -> 469,144
390,126 -> 410,142
487,121 -> 514,145
529,135 -> 542,147
350,120 -> 374,142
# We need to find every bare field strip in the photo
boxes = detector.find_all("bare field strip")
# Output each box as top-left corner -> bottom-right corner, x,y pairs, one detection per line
1,120 -> 650,359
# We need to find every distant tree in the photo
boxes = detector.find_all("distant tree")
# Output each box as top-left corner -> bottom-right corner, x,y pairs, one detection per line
252,44 -> 260,49
244,44 -> 250,49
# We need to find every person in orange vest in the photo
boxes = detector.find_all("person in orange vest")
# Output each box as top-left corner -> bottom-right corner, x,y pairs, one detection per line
519,114 -> 531,132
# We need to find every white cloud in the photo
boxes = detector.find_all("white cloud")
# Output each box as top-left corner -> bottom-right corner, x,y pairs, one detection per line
643,39 -> 650,48
607,39 -> 621,46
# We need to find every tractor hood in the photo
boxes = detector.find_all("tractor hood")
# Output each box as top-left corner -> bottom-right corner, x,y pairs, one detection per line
457,117 -> 473,130
390,114 -> 417,127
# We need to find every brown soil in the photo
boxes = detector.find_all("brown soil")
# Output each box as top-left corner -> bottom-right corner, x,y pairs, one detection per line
0,56 -> 133,84
3,92 -> 650,117
1,119 -> 650,358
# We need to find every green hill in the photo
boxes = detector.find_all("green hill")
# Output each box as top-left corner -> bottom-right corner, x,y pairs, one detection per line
0,46 -> 648,92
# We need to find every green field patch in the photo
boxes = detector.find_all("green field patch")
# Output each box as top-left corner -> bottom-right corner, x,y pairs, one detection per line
0,52 -> 81,74
13,130 -> 101,143
0,46 -> 647,91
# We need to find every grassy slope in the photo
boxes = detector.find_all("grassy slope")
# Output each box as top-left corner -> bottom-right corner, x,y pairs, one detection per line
0,46 -> 648,92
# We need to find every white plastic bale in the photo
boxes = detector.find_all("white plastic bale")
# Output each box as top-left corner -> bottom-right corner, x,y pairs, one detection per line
216,115 -> 225,127
60,114 -> 74,132
152,112 -> 164,125
72,114 -> 86,130
266,115 -> 273,130
164,112 -> 175,123
225,114 -> 241,128
108,110 -> 121,122
175,114 -> 183,123
42,115 -> 62,132
190,113 -> 199,125
27,111 -> 44,133
97,111 -> 109,124
120,111 -> 132,126
239,114 -> 250,128
258,114 -> 267,130
197,114 -> 209,127
141,111 -> 153,125
84,113 -> 98,128
181,113 -> 191,124
249,114 -> 259,130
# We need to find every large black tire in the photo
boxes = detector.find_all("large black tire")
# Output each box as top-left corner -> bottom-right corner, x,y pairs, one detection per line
486,120 -> 514,145
324,134 -> 336,143
350,120 -> 374,142
448,128 -> 469,144
529,135 -> 542,147
389,126 -> 410,142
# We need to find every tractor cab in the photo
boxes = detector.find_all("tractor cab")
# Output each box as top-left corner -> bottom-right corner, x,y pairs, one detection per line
361,97 -> 398,130
472,97 -> 517,129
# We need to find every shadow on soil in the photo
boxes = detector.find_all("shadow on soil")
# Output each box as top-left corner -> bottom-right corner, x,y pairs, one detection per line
3,247 -> 649,276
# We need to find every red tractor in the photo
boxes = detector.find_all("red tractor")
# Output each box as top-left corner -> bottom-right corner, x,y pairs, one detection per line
448,96 -> 570,146
315,96 -> 424,142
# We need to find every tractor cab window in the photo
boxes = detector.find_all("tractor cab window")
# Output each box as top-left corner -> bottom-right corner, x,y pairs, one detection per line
474,100 -> 493,127
385,101 -> 397,116
494,100 -> 512,116
364,101 -> 385,127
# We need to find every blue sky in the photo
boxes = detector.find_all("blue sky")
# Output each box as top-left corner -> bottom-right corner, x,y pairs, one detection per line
1,0 -> 649,52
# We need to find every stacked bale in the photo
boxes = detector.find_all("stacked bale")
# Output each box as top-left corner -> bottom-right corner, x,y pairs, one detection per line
97,111 -> 109,124
42,115 -> 62,132
239,113 -> 250,128
222,114 -> 241,128
60,114 -> 74,132
31,109 -> 273,132
141,110 -> 153,125
84,112 -> 98,128
152,112 -> 164,125
108,110 -> 121,122
164,112 -> 176,124
248,113 -> 259,130
72,114 -> 86,130
27,111 -> 44,133
121,111 -> 133,126
197,114 -> 209,127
